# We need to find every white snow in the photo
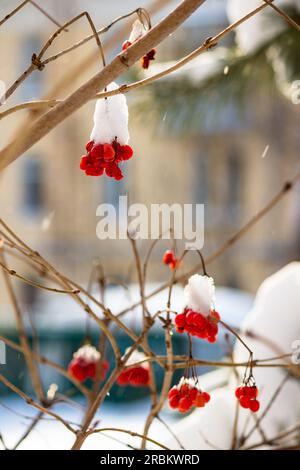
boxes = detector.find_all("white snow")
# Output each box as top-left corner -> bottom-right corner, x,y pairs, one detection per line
90,82 -> 129,145
73,344 -> 100,362
184,274 -> 215,317
129,19 -> 147,43
123,348 -> 149,369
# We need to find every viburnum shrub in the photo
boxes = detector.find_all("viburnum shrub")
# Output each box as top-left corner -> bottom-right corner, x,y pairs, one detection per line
80,82 -> 133,180
122,19 -> 156,69
162,250 -> 179,270
235,383 -> 260,412
168,377 -> 210,414
117,349 -> 150,387
175,274 -> 221,343
68,344 -> 109,382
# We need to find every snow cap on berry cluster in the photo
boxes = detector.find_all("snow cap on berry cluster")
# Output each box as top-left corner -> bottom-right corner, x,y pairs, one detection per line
129,19 -> 147,43
90,82 -> 129,146
177,377 -> 202,391
73,344 -> 100,362
123,348 -> 149,369
184,274 -> 215,317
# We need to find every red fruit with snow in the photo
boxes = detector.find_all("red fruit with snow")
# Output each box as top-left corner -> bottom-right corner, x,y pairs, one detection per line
122,19 -> 156,70
80,82 -> 133,180
174,308 -> 220,343
168,378 -> 211,414
117,349 -> 150,387
68,344 -> 109,382
175,274 -> 220,342
235,385 -> 260,412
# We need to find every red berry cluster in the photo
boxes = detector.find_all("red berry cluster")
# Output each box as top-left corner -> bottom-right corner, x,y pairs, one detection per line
117,366 -> 150,387
168,379 -> 210,413
175,309 -> 220,343
235,385 -> 260,412
80,139 -> 133,180
163,250 -> 179,270
68,348 -> 109,382
122,41 -> 156,69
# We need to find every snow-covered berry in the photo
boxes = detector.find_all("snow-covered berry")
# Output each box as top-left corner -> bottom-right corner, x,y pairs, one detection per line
122,19 -> 156,70
80,82 -> 133,180
117,349 -> 150,387
68,345 -> 109,382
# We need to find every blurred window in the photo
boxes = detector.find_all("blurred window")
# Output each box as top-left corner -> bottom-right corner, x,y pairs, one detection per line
22,159 -> 44,214
227,149 -> 243,223
102,177 -> 126,212
193,154 -> 208,204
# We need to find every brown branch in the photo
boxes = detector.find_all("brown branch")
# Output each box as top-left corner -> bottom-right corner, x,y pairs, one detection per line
0,258 -> 80,294
0,1 -> 29,27
0,0 -> 276,123
263,0 -> 300,33
0,0 -> 208,170
87,427 -> 170,450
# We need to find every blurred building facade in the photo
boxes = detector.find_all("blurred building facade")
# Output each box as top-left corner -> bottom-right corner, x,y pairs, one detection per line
0,0 -> 299,316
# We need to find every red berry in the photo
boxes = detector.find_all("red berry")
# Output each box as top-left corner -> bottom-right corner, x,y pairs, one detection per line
249,386 -> 258,398
196,329 -> 207,339
193,313 -> 207,329
163,250 -> 175,265
117,370 -> 130,385
169,259 -> 178,270
207,336 -> 217,343
175,313 -> 186,328
210,310 -> 220,322
141,55 -> 150,69
147,49 -> 156,60
85,140 -> 94,152
168,387 -> 179,399
189,387 -> 198,402
80,156 -> 88,170
249,399 -> 260,412
178,396 -> 192,413
202,392 -> 211,403
235,387 -> 243,399
90,144 -> 103,159
186,311 -> 196,325
103,143 -> 115,162
128,366 -> 150,386
240,396 -> 251,409
194,392 -> 206,408
169,396 -> 180,409
119,144 -> 133,160
122,40 -> 132,51
206,322 -> 218,337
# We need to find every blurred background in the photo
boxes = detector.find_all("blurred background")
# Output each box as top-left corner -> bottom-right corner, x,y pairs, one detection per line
0,0 -> 299,441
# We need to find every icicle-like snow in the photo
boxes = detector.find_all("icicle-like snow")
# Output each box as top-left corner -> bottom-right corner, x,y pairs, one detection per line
90,82 -> 129,145
184,274 -> 215,317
